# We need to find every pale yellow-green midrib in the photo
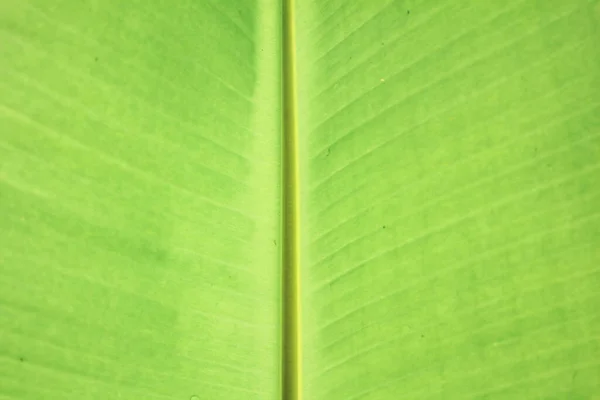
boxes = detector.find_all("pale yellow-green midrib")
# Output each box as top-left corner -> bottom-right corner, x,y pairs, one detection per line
281,0 -> 302,399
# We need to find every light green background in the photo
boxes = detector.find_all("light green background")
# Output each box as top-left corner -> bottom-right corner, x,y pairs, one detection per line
1,1 -> 281,399
2,1 -> 600,399
298,1 -> 600,399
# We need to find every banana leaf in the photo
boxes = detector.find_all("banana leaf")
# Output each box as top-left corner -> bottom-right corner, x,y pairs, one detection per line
1,1 -> 599,399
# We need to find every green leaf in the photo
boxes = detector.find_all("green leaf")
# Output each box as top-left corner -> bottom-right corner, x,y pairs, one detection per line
2,1 -> 600,400
297,1 -> 600,399
1,1 -> 281,399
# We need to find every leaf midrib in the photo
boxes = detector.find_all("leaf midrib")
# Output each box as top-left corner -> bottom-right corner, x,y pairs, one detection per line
281,0 -> 302,399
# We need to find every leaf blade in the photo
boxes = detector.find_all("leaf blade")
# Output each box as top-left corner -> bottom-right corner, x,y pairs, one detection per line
0,1 -> 282,399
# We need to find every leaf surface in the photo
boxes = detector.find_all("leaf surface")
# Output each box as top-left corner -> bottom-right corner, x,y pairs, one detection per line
2,1 -> 600,400
0,1 -> 282,399
296,1 -> 600,399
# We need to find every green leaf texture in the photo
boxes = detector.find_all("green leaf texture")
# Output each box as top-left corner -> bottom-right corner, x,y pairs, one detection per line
296,1 -> 600,399
1,1 -> 282,399
2,1 -> 600,400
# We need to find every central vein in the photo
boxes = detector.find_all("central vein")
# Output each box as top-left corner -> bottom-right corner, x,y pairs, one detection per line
281,0 -> 301,398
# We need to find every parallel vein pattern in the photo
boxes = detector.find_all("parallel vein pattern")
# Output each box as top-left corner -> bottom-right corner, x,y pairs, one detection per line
0,1 -> 281,399
296,0 -> 600,399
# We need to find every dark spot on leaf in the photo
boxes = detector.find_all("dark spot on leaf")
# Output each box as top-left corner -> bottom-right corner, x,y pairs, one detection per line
326,148 -> 331,157
407,10 -> 410,15
273,239 -> 277,246
421,334 -> 425,338
95,57 -> 98,61
382,225 -> 386,229
19,357 -> 24,362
